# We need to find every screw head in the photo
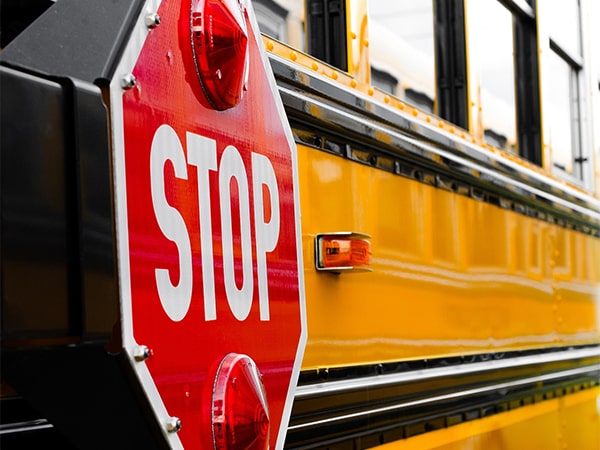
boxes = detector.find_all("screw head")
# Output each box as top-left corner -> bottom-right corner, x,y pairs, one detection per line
166,417 -> 182,433
133,345 -> 152,362
121,73 -> 137,90
145,13 -> 161,29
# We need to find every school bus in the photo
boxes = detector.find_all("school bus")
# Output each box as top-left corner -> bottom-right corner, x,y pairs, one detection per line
255,0 -> 600,448
1,0 -> 599,449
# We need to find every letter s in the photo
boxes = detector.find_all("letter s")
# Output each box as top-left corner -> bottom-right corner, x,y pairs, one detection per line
150,125 -> 193,322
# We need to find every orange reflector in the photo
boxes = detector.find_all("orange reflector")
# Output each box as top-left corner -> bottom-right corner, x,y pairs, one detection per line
315,232 -> 372,273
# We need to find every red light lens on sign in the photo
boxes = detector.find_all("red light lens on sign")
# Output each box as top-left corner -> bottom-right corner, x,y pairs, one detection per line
212,353 -> 269,450
315,232 -> 372,273
191,0 -> 249,110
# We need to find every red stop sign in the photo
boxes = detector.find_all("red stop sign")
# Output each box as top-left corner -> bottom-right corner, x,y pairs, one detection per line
109,1 -> 306,448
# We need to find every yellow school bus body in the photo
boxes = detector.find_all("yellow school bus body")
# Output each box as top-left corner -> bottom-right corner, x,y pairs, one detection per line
298,144 -> 600,369
262,0 -> 600,443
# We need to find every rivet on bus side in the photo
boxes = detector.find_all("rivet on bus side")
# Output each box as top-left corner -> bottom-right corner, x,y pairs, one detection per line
350,79 -> 357,88
290,51 -> 298,61
133,345 -> 152,362
351,31 -> 357,39
145,13 -> 161,29
266,40 -> 274,51
553,272 -> 561,281
121,74 -> 137,90
312,62 -> 319,71
384,95 -> 390,103
368,87 -> 374,96
166,417 -> 182,433
332,71 -> 339,80
363,39 -> 369,47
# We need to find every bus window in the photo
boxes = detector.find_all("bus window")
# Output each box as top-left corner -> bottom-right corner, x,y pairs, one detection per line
306,0 -> 348,71
540,0 -> 589,184
370,66 -> 398,96
368,0 -> 436,113
466,0 -> 517,153
255,0 -> 349,72
254,0 -> 306,52
546,49 -> 579,175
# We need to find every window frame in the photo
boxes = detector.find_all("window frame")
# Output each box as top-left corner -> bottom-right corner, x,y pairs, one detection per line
306,0 -> 348,71
510,0 -> 543,165
435,0 -> 543,165
434,0 -> 469,130
462,0 -> 542,163
540,0 -> 594,188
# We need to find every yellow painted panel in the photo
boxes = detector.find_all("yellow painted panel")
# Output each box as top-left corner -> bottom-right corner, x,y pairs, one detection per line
297,145 -> 600,369
369,388 -> 600,450
347,0 -> 370,83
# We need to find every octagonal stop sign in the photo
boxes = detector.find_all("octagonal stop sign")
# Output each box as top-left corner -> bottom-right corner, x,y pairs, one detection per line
109,0 -> 306,448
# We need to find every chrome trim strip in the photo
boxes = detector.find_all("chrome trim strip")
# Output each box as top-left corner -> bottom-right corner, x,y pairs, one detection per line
296,347 -> 600,398
288,363 -> 600,432
268,54 -> 600,220
0,419 -> 52,435
279,84 -> 600,224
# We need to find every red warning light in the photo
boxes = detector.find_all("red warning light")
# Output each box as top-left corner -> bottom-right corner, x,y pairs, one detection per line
212,353 -> 270,450
191,0 -> 249,110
